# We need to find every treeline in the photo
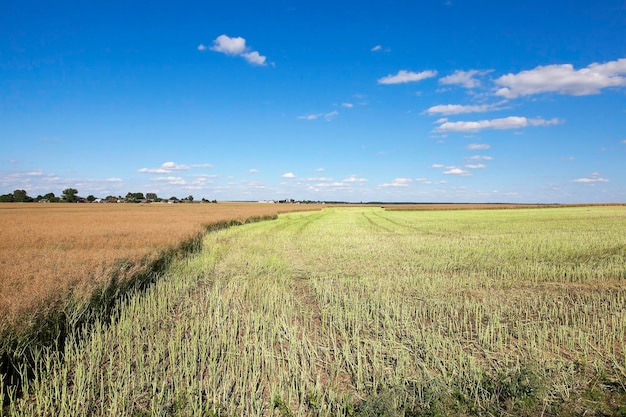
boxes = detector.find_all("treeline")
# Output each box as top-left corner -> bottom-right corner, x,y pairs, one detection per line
0,189 -> 217,204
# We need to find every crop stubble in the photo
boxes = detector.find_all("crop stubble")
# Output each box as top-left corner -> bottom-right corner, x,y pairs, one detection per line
4,206 -> 625,416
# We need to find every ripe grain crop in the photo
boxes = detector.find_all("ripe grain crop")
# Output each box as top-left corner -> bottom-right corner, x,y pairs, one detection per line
0,202 -> 321,327
4,206 -> 625,416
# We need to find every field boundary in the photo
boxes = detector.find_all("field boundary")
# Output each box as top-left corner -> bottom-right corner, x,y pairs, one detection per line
0,214 -> 278,408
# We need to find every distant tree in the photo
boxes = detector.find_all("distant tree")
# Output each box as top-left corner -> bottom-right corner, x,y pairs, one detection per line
43,192 -> 60,202
87,195 -> 96,202
125,192 -> 145,203
186,195 -> 194,202
13,189 -> 32,202
146,192 -> 158,201
62,188 -> 79,203
0,193 -> 14,202
169,196 -> 178,201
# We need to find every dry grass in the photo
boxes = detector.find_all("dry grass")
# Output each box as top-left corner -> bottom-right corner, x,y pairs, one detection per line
0,202 -> 322,326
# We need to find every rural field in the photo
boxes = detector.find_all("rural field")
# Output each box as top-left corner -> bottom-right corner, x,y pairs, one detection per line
2,206 -> 625,416
0,202 -> 323,327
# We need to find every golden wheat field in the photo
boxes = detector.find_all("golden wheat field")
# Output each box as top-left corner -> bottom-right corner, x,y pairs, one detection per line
0,202 -> 322,326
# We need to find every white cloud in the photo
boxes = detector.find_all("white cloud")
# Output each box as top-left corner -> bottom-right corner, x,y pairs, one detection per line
298,113 -> 321,120
371,45 -> 382,52
425,102 -> 504,115
442,167 -> 472,176
315,167 -> 325,172
341,102 -> 354,108
467,143 -> 490,150
138,162 -> 191,174
207,34 -> 268,66
152,176 -> 187,185
572,172 -> 609,183
467,155 -> 493,161
379,178 -> 412,188
281,172 -> 296,178
435,116 -> 562,133
249,168 -> 259,173
241,51 -> 266,66
298,111 -> 338,121
324,110 -> 339,120
431,164 -> 445,169
377,70 -> 437,85
24,170 -> 44,176
343,175 -> 368,183
465,163 -> 486,169
138,162 -> 211,174
439,69 -> 491,88
211,34 -> 247,55
495,58 -> 626,98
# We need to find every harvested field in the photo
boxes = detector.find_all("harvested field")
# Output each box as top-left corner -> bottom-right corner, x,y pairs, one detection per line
0,202 -> 322,327
3,206 -> 625,416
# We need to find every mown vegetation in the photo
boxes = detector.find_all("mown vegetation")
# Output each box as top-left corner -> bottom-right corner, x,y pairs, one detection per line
2,206 -> 626,416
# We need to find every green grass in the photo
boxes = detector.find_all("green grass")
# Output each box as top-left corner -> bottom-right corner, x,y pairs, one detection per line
2,207 -> 626,416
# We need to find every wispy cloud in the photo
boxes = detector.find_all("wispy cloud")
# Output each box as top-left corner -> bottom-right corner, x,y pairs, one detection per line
343,175 -> 368,183
378,178 -> 412,188
138,162 -> 212,174
341,102 -> 354,108
467,155 -> 493,161
435,116 -> 562,133
152,176 -> 187,185
425,102 -> 505,116
443,167 -> 472,176
439,69 -> 492,88
431,164 -> 473,176
572,172 -> 609,183
371,45 -> 382,52
281,172 -> 296,178
377,70 -> 437,85
202,34 -> 268,66
298,111 -> 339,121
138,162 -> 189,173
467,143 -> 491,150
495,58 -> 626,98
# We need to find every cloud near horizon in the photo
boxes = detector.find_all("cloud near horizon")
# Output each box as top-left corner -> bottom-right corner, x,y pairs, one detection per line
378,70 -> 437,85
138,162 -> 212,174
378,178 -> 412,188
572,172 -> 609,183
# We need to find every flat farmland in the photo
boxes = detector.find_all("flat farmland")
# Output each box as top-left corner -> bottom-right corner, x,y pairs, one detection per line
0,202 -> 322,326
4,206 -> 625,416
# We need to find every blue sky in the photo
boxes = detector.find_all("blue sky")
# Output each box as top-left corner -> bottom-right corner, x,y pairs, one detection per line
1,0 -> 625,202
